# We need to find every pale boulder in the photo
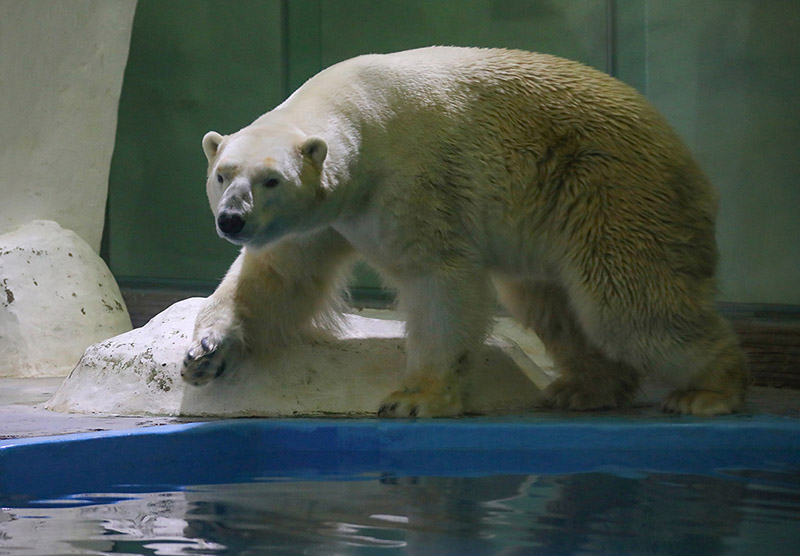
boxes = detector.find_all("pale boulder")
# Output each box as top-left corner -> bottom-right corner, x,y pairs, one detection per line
47,297 -> 546,417
0,220 -> 132,377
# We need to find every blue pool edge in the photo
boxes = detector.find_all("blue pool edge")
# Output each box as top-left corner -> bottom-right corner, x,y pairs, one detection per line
1,415 -> 799,506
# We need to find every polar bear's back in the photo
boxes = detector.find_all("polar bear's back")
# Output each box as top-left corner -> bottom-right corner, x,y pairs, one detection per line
284,47 -> 686,165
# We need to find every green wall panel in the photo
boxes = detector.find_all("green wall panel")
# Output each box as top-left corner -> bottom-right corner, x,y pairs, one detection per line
316,0 -> 608,70
640,0 -> 800,304
108,0 -> 285,285
107,0 -> 799,303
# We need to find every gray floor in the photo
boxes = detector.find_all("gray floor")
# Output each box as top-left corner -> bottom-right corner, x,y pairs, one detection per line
2,376 -> 798,440
0,378 -> 187,439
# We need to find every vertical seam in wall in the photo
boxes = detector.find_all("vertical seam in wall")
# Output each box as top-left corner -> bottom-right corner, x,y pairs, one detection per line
606,0 -> 617,77
280,0 -> 291,99
283,0 -> 324,95
643,0 -> 649,96
312,0 -> 323,80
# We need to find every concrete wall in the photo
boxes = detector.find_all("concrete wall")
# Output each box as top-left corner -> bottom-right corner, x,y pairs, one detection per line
0,0 -> 137,252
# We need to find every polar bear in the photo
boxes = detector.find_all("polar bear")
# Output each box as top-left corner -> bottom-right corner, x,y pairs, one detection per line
181,46 -> 747,417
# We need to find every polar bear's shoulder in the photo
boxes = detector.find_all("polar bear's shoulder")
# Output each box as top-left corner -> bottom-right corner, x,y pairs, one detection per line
281,47 -> 524,111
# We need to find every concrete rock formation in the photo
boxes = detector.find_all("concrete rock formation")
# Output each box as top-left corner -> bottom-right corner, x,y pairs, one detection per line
0,220 -> 132,377
0,1 -> 137,250
48,297 -> 545,417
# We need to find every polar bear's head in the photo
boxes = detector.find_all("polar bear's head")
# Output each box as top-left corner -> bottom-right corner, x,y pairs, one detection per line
201,123 -> 328,247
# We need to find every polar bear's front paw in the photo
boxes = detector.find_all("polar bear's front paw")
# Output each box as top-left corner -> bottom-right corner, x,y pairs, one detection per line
378,375 -> 464,418
181,333 -> 237,386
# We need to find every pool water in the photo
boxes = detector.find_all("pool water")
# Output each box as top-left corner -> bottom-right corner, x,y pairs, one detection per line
1,418 -> 799,555
4,470 -> 800,555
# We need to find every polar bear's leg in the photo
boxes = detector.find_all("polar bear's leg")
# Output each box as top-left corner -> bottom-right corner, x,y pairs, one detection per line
563,260 -> 748,416
182,252 -> 246,386
182,229 -> 354,386
378,269 -> 493,418
565,280 -> 746,416
659,314 -> 748,416
495,279 -> 640,410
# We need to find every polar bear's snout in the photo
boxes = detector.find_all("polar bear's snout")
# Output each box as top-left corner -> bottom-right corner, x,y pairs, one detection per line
217,211 -> 246,236
214,178 -> 254,240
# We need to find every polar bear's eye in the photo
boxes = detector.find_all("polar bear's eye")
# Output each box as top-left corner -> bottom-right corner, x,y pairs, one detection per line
216,174 -> 224,184
263,177 -> 280,189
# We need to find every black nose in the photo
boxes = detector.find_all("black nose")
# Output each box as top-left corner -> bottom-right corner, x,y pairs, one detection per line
217,212 -> 245,235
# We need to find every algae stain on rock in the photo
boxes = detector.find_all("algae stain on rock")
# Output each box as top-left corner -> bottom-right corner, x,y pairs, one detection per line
131,348 -> 173,392
147,367 -> 172,392
1,279 -> 14,306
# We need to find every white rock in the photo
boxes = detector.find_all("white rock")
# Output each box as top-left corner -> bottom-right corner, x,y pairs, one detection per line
0,220 -> 132,377
47,297 -> 547,417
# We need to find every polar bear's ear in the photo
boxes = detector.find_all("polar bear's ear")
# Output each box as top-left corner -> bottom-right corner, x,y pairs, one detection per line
300,136 -> 327,171
202,131 -> 224,161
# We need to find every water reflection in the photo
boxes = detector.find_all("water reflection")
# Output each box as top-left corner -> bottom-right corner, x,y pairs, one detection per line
175,470 -> 798,556
2,470 -> 799,555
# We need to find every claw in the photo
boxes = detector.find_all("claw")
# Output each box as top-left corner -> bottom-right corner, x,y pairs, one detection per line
200,337 -> 215,352
378,402 -> 399,417
182,331 -> 235,387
